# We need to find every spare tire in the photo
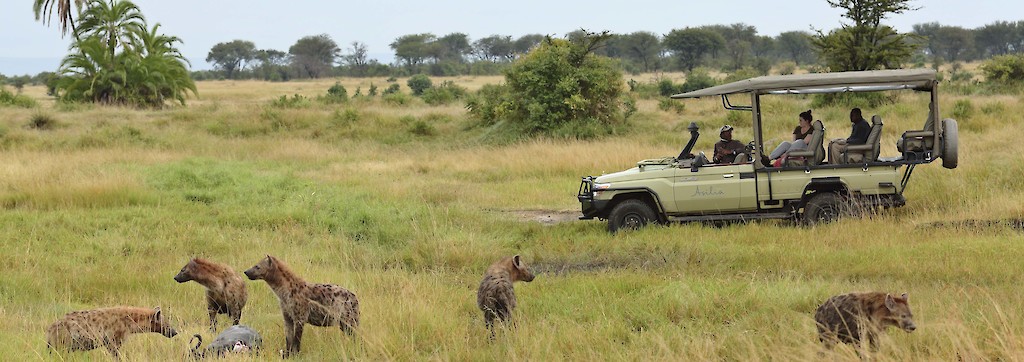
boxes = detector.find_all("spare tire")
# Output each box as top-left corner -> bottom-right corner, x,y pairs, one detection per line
941,118 -> 959,169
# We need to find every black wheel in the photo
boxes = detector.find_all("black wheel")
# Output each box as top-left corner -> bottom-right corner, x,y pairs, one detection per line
941,118 -> 959,169
607,199 -> 657,233
802,193 -> 845,225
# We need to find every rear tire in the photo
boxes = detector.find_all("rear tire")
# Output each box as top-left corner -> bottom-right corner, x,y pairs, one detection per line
802,193 -> 845,225
607,199 -> 657,233
941,118 -> 959,169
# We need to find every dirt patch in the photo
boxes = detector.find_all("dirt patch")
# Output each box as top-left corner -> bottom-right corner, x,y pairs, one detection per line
921,218 -> 1024,232
498,209 -> 581,226
532,257 -> 670,276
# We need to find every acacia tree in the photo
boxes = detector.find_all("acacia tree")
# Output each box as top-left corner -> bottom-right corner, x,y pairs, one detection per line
341,41 -> 370,76
289,34 -> 339,78
812,0 -> 919,71
207,40 -> 256,79
663,28 -> 724,71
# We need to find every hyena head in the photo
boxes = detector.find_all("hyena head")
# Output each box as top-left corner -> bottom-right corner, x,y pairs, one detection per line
512,255 -> 535,283
884,293 -> 916,332
173,259 -> 197,283
150,307 -> 179,338
244,255 -> 275,281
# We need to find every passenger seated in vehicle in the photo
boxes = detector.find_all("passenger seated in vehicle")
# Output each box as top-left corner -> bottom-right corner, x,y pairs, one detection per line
713,125 -> 747,164
828,108 -> 871,164
769,110 -> 814,167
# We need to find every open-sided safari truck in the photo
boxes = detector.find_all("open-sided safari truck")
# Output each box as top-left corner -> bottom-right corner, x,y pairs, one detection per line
578,69 -> 958,232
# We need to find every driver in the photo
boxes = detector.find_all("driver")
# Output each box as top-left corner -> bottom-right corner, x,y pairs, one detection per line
713,125 -> 747,163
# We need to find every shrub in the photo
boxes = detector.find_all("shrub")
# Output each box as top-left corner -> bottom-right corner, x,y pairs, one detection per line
465,84 -> 511,127
951,99 -> 974,120
777,61 -> 797,75
657,99 -> 686,114
407,74 -> 433,96
0,87 -> 38,108
811,92 -> 895,109
382,92 -> 412,106
408,120 -> 437,136
421,81 -> 469,106
368,83 -> 378,97
658,79 -> 683,97
320,82 -> 348,104
383,84 -> 401,95
682,68 -> 717,93
477,31 -> 629,139
27,113 -> 59,130
981,54 -> 1024,85
270,94 -> 312,108
723,67 -> 763,83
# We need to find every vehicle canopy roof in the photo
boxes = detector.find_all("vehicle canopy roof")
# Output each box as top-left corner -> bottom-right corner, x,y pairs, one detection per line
670,69 -> 937,99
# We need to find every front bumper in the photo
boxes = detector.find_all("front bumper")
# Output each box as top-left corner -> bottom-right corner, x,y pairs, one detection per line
577,176 -> 609,219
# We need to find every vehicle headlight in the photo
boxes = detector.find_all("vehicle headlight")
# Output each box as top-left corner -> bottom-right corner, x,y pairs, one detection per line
593,183 -> 611,190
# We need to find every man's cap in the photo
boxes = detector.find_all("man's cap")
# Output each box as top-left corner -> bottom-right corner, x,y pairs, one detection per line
719,125 -> 734,133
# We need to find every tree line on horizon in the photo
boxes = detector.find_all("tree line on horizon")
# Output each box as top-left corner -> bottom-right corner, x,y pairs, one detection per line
184,20 -> 1024,82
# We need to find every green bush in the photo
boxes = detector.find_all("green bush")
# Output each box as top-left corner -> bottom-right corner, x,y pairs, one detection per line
368,83 -> 378,97
0,87 -> 38,108
382,92 -> 412,106
270,94 -> 312,108
658,79 -> 683,97
27,113 -> 59,130
407,74 -> 433,96
682,68 -> 717,93
981,54 -> 1024,84
408,120 -> 437,136
475,32 -> 629,139
421,81 -> 469,106
325,82 -> 348,101
465,84 -> 511,127
657,99 -> 686,114
383,84 -> 401,95
951,99 -> 974,120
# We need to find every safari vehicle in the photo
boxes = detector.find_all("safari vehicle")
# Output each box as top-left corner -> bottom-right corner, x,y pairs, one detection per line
577,69 -> 958,232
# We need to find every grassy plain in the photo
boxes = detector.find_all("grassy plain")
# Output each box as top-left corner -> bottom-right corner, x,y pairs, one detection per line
1,74 -> 1023,361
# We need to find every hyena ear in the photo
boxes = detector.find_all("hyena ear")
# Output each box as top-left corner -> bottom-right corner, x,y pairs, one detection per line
884,294 -> 897,311
154,307 -> 162,320
513,255 -> 522,268
901,293 -> 909,302
266,255 -> 273,265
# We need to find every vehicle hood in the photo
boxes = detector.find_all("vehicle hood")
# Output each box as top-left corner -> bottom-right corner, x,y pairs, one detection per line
595,158 -> 676,183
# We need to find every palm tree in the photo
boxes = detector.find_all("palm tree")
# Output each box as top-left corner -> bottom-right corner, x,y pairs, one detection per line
76,0 -> 146,60
33,0 -> 86,37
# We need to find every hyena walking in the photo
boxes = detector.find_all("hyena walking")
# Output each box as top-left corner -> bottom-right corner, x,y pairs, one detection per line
244,255 -> 359,357
477,255 -> 535,337
174,257 -> 248,331
814,292 -> 917,350
45,306 -> 178,360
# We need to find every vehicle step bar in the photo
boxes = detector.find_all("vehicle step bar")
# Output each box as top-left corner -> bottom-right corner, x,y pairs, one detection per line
667,212 -> 793,223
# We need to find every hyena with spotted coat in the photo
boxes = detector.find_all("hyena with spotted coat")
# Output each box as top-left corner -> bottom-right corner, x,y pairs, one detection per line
174,258 -> 248,331
244,255 -> 359,357
45,306 -> 178,360
814,292 -> 917,349
477,255 -> 535,336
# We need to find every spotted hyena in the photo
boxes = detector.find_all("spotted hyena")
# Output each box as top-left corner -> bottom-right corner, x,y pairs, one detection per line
244,255 -> 359,357
814,292 -> 917,350
174,258 -> 248,331
477,254 -> 535,337
46,306 -> 178,360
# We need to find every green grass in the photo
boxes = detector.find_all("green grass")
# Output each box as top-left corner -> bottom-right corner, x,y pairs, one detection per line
0,80 -> 1022,361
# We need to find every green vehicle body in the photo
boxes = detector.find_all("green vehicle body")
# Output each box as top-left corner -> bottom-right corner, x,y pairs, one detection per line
578,69 -> 958,231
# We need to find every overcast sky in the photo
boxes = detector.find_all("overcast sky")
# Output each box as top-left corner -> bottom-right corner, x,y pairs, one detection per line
1,0 -> 1021,75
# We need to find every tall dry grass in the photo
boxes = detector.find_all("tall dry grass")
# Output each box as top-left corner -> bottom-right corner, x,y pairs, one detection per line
0,75 -> 1022,361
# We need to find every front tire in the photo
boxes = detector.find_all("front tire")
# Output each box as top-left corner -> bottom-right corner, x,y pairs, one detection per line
607,199 -> 657,233
941,118 -> 959,169
802,192 -> 846,225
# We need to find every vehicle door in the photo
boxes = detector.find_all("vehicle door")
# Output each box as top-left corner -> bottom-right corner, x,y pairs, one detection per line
673,163 -> 757,214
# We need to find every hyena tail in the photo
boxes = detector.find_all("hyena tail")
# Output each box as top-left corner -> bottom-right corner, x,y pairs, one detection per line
189,334 -> 204,359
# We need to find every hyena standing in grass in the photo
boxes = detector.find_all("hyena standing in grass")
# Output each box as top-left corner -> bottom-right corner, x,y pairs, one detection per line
174,258 -> 248,331
477,255 -> 535,338
244,255 -> 359,357
814,292 -> 917,350
45,306 -> 178,361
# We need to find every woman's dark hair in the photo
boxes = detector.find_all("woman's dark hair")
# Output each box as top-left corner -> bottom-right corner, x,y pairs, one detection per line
799,110 -> 812,122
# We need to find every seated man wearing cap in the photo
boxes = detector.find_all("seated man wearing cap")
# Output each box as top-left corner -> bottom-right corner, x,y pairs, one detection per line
713,125 -> 747,164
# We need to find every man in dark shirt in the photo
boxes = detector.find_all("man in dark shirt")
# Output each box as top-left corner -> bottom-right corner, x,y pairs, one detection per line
713,125 -> 747,164
828,108 -> 871,164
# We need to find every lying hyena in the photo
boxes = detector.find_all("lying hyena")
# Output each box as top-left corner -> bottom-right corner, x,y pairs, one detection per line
244,255 -> 359,357
174,257 -> 248,331
814,292 -> 917,350
477,254 -> 535,337
46,306 -> 178,360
